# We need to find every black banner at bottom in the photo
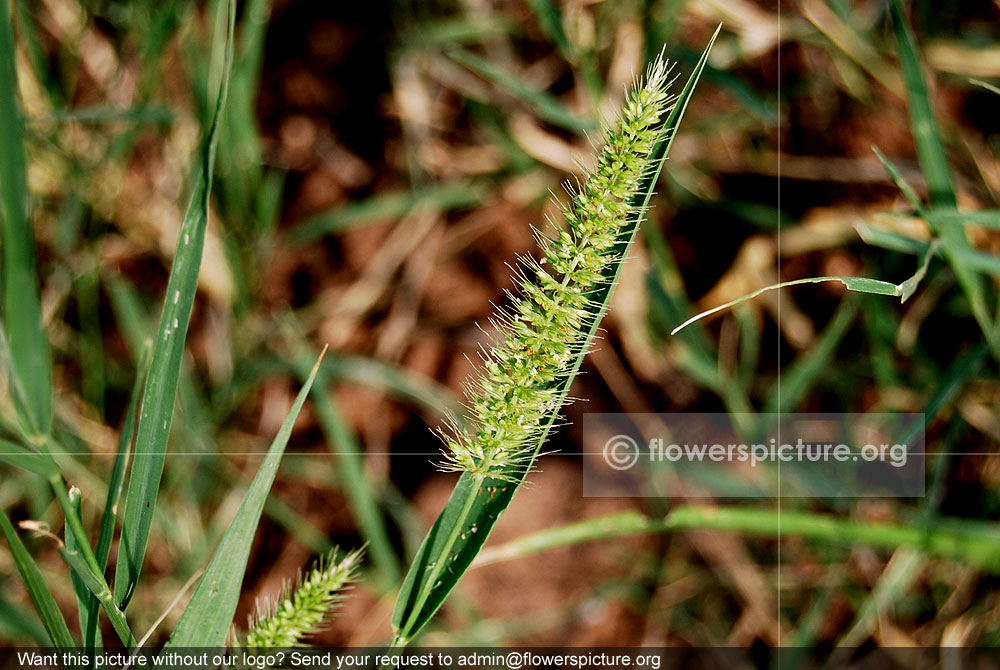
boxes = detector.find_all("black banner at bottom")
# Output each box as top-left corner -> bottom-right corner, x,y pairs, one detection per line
1,647 -> 995,670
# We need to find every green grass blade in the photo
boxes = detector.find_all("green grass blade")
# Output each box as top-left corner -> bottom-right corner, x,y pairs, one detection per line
76,267 -> 107,416
66,489 -> 102,651
113,0 -> 236,609
66,343 -> 151,651
472,510 -> 661,567
0,508 -> 76,648
764,297 -> 858,415
398,17 -> 516,49
164,349 -> 326,648
922,344 -> 989,424
0,434 -> 110,566
888,0 -> 955,208
323,355 -> 460,420
887,0 -> 998,356
56,544 -> 135,647
390,29 -> 720,645
856,223 -> 1000,277
289,183 -> 486,245
524,0 -> 570,58
303,357 -> 401,586
0,0 -> 52,437
215,353 -> 458,428
927,209 -> 1000,229
97,344 -> 150,572
643,221 -> 755,415
871,146 -> 925,213
50,482 -> 136,647
27,106 -> 175,125
279,320 -> 400,583
103,274 -> 154,357
0,594 -> 49,645
447,49 -> 595,132
0,427 -> 111,596
471,506 -> 1000,574
258,489 -> 333,555
854,222 -> 927,254
897,239 -> 938,301
0,438 -> 58,478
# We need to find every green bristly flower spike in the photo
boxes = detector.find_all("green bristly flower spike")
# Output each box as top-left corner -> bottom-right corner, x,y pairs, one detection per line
440,57 -> 677,481
392,35 -> 717,646
244,548 -> 363,648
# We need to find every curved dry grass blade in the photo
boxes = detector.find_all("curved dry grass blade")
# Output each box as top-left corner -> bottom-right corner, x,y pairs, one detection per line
113,0 -> 236,609
164,348 -> 325,648
670,276 -> 900,335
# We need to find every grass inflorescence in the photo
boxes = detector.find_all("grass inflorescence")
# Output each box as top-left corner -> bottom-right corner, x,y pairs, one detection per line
244,548 -> 363,648
440,58 -> 676,481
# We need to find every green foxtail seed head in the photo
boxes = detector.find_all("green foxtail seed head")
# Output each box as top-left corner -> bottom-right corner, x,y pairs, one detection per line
243,548 -> 362,648
440,57 -> 676,481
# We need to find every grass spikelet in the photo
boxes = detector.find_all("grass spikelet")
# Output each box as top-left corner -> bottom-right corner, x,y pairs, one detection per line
439,58 -> 676,481
243,548 -> 363,648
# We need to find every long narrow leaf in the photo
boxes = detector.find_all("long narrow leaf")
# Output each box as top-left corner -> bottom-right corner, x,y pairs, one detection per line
164,349 -> 326,648
887,0 -> 998,356
448,49 -> 594,132
0,438 -> 58,478
303,358 -> 400,585
0,0 -> 52,437
763,297 -> 858,415
98,343 -> 150,571
471,506 -> 1000,574
856,223 -> 1000,277
0,594 -> 49,645
56,542 -> 135,647
114,0 -> 236,608
0,434 -> 126,640
927,209 -> 1000,229
0,509 -> 75,648
66,489 -> 102,650
888,0 -> 955,208
289,183 -> 486,245
76,344 -> 149,650
50,483 -> 136,647
0,439 -> 127,644
391,29 -> 720,644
